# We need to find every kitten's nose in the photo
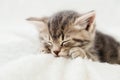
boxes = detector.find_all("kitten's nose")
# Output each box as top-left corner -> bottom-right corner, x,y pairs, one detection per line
53,50 -> 60,56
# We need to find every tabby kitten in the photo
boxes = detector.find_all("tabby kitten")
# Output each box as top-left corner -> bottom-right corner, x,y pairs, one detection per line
27,10 -> 120,64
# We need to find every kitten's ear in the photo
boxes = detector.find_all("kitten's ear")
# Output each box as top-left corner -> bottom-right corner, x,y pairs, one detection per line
26,17 -> 48,30
26,17 -> 48,24
26,17 -> 49,40
74,10 -> 96,33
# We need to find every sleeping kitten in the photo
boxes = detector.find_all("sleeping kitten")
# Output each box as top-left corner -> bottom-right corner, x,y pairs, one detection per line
27,10 -> 120,64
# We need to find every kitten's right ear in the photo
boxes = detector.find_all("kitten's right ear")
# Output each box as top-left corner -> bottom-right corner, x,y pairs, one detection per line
26,17 -> 48,30
74,10 -> 96,33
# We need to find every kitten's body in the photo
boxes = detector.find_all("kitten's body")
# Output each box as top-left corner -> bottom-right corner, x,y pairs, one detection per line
95,31 -> 120,64
27,10 -> 120,64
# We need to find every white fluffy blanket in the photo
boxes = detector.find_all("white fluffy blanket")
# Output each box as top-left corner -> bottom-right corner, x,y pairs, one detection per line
0,0 -> 120,80
0,54 -> 120,80
0,21 -> 120,80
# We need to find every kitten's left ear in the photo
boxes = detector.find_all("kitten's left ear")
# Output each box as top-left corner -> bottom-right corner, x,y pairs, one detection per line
74,10 -> 96,33
26,17 -> 48,23
26,17 -> 49,40
26,17 -> 48,31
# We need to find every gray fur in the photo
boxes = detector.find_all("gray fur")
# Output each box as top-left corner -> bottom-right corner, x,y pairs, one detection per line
48,10 -> 80,40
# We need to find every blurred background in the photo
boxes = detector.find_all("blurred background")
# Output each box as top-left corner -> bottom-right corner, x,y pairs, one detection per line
0,0 -> 120,65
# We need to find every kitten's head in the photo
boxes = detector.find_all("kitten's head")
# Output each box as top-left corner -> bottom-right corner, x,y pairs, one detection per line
27,10 -> 96,57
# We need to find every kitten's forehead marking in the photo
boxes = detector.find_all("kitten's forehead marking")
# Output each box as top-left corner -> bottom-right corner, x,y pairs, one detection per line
48,10 -> 80,40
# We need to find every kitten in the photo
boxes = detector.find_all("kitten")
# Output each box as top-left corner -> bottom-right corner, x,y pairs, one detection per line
27,10 -> 120,64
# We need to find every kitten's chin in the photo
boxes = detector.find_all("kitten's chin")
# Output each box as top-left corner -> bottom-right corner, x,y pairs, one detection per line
52,53 -> 69,58
53,54 -> 68,58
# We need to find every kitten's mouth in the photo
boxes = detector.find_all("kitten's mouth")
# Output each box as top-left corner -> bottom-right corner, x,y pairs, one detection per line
55,55 -> 59,57
52,51 -> 69,58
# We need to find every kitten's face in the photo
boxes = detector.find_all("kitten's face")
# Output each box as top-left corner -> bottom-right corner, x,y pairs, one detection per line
27,10 -> 96,57
47,29 -> 91,57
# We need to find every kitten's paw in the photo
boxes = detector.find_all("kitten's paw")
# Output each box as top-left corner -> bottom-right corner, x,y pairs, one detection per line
69,48 -> 87,59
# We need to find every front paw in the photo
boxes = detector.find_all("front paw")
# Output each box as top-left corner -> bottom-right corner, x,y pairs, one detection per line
69,48 -> 87,59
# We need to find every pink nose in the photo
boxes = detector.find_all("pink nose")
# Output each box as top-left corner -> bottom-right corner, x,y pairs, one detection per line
53,50 -> 60,56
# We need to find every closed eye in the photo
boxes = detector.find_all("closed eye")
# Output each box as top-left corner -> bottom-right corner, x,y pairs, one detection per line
73,38 -> 90,43
61,40 -> 72,47
61,40 -> 68,46
72,38 -> 84,42
45,42 -> 52,47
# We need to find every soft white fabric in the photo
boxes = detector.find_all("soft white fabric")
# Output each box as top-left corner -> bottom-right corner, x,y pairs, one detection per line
0,54 -> 120,80
0,0 -> 120,80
